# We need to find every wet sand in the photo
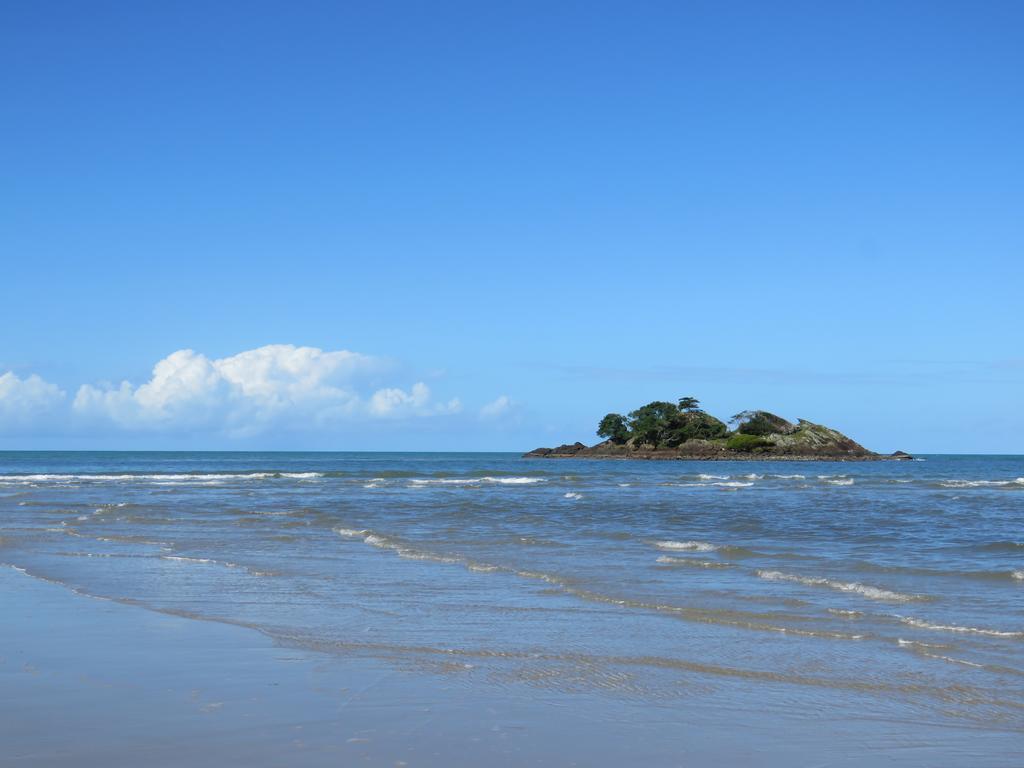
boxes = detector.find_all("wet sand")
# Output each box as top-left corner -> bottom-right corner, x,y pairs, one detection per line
3,566 -> 1019,767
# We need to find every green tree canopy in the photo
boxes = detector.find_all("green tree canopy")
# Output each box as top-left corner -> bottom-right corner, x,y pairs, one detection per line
595,396 -> 732,448
597,413 -> 630,444
677,396 -> 701,412
730,410 -> 796,437
591,396 -> 797,450
666,410 -> 729,444
627,401 -> 679,448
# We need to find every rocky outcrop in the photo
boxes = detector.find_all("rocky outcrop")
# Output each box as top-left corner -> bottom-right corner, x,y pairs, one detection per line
523,442 -> 587,457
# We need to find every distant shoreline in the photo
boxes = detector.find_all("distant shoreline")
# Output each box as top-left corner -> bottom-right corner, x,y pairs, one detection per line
525,452 -> 906,462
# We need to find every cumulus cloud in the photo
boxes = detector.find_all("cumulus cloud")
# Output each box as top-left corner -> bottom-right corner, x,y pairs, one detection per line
0,345 -> 516,440
60,344 -> 460,436
369,382 -> 461,417
0,372 -> 66,430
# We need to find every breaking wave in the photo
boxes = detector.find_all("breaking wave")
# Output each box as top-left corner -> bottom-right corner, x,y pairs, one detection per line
896,616 -> 1024,638
656,556 -> 732,569
336,527 -> 463,565
756,570 -> 922,602
938,478 -> 1024,489
655,540 -> 717,552
409,477 -> 545,486
159,554 -> 275,577
0,472 -> 324,483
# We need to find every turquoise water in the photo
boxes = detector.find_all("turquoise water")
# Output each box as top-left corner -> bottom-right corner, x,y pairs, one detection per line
2,452 -> 1023,761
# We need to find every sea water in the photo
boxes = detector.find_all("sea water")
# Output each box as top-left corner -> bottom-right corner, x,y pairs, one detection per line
1,451 -> 1022,760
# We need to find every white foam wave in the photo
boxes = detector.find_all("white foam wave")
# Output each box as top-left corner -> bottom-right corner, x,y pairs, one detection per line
670,481 -> 752,488
340,529 -> 416,553
656,556 -> 731,568
0,472 -> 324,483
824,478 -> 854,486
757,570 -> 919,602
896,638 -> 947,649
923,652 -> 984,668
159,554 -> 273,576
409,476 -> 545,486
337,527 -> 475,568
897,615 -> 1024,638
334,527 -> 369,538
363,534 -> 391,548
655,540 -> 717,552
1013,570 -> 1024,581
563,492 -> 583,500
771,474 -> 805,479
698,474 -> 729,480
96,536 -> 164,546
939,477 -> 1024,488
391,548 -> 461,565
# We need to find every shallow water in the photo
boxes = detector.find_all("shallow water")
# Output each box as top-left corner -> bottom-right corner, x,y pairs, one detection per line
2,451 -> 1023,755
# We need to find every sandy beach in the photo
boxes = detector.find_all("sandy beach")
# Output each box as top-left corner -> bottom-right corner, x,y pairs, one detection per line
5,565 -> 703,767
6,565 -> 1019,767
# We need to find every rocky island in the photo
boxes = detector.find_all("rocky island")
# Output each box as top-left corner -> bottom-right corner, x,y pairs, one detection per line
525,397 -> 911,461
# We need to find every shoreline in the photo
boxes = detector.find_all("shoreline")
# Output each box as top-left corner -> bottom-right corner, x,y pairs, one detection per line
5,563 -> 1016,767
1,564 -> 700,767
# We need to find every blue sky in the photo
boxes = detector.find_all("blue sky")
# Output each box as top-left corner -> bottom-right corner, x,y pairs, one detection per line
2,1 -> 1022,452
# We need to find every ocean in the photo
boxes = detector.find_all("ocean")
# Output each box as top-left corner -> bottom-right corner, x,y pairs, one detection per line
2,451 -> 1022,765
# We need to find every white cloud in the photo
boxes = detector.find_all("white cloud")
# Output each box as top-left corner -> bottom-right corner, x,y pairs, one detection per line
479,394 -> 513,419
69,344 -> 461,436
0,372 -> 66,430
369,382 -> 462,418
0,345 -> 513,441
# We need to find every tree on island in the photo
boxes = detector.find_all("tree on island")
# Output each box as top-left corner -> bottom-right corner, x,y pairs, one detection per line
628,401 -> 679,448
597,396 -> 728,448
596,413 -> 630,444
677,396 -> 700,412
729,410 -> 797,437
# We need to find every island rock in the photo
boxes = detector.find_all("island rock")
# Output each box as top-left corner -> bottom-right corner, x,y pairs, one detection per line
524,396 -> 910,461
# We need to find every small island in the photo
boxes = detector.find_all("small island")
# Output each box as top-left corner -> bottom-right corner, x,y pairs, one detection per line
525,396 -> 912,461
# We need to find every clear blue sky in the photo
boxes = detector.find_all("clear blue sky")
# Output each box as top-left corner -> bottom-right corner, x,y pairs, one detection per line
2,1 -> 1022,452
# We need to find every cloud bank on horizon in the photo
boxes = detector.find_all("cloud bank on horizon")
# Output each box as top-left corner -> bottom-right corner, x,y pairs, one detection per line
0,344 -> 508,439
